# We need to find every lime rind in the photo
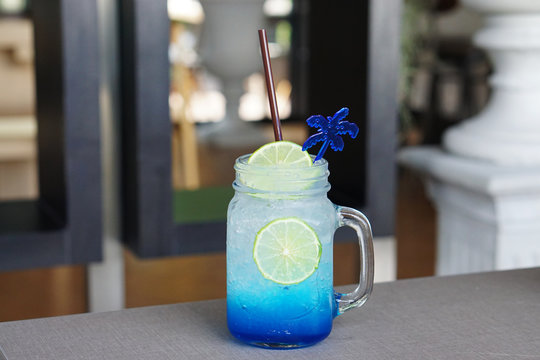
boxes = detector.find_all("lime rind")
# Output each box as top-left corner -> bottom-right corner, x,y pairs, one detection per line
248,141 -> 312,167
253,217 -> 322,285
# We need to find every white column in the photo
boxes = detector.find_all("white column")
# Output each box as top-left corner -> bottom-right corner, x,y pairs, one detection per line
399,148 -> 540,275
443,1 -> 540,165
198,0 -> 270,147
400,0 -> 540,276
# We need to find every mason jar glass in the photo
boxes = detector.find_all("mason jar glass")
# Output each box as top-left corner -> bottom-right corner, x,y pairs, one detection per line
227,154 -> 374,348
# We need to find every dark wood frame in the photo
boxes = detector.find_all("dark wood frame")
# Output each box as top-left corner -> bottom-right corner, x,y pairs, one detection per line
364,0 -> 401,234
0,0 -> 102,271
305,0 -> 400,235
119,0 -> 401,258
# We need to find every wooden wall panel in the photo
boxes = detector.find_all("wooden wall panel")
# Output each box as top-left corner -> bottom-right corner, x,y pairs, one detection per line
396,168 -> 436,279
0,265 -> 87,322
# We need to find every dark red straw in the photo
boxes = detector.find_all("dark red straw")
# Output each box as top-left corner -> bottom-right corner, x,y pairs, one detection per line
258,29 -> 283,141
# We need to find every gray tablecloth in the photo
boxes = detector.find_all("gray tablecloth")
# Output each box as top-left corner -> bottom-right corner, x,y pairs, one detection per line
1,268 -> 539,360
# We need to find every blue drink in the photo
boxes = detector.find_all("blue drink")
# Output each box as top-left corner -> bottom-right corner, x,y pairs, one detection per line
227,151 -> 374,349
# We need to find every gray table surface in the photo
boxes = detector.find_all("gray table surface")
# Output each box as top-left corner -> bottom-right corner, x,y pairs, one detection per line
1,268 -> 539,360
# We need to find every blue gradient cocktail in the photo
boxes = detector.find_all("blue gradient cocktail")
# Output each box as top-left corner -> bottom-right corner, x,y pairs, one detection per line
227,142 -> 374,348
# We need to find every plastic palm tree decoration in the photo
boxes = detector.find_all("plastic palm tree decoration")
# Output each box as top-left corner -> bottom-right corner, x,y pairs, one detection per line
302,107 -> 359,162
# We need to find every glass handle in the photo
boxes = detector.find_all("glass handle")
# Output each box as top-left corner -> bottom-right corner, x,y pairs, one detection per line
334,206 -> 374,315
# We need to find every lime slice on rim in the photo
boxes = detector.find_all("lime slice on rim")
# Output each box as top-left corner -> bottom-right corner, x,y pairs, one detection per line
248,141 -> 312,167
241,141 -> 314,192
253,217 -> 322,285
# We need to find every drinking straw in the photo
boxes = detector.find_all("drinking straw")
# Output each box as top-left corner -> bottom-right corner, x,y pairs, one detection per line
258,29 -> 283,141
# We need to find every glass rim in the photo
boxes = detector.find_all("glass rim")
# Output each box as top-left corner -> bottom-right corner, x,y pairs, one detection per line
234,154 -> 328,172
233,154 -> 330,195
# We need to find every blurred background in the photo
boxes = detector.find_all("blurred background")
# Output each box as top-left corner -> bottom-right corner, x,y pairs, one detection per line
1,0 -> 535,322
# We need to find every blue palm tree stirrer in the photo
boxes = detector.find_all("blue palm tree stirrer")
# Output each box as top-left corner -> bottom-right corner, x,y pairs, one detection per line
302,107 -> 359,163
